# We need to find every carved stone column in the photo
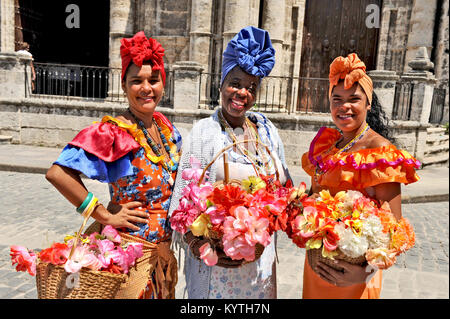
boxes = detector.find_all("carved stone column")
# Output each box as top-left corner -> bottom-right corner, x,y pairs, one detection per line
222,0 -> 260,49
0,0 -> 15,52
189,0 -> 213,70
261,0 -> 285,77
189,0 -> 213,106
404,0 -> 438,72
108,0 -> 135,98
401,47 -> 436,163
260,0 -> 286,110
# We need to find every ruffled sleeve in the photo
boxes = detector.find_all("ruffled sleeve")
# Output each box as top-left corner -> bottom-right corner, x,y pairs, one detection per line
302,127 -> 421,190
54,121 -> 141,183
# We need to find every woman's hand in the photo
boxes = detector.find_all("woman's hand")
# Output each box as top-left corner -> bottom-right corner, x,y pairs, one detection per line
184,232 -> 244,268
313,257 -> 376,287
103,201 -> 149,231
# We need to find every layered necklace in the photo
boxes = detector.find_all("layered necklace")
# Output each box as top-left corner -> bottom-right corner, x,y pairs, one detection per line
314,123 -> 370,181
127,108 -> 176,185
218,110 -> 272,176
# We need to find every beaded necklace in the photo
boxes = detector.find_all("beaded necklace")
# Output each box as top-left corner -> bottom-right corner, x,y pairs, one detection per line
127,108 -> 176,185
218,110 -> 271,175
314,123 -> 370,181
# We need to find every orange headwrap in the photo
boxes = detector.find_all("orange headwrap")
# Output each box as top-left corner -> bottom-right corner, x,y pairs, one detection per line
328,53 -> 373,104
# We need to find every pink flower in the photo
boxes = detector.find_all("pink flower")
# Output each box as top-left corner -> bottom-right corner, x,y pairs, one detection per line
205,206 -> 226,225
189,183 -> 214,211
182,157 -> 208,182
170,197 -> 201,234
222,235 -> 255,261
246,216 -> 271,247
96,239 -> 117,268
221,206 -> 270,261
10,245 -> 37,276
125,243 -> 144,268
199,243 -> 218,266
64,245 -> 102,273
101,225 -> 122,244
108,246 -> 133,274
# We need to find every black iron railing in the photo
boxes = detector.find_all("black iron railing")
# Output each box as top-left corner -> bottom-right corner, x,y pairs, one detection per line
429,87 -> 448,124
198,73 -> 304,114
31,62 -> 173,106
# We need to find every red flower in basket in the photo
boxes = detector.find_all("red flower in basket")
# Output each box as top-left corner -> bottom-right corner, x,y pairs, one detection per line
10,246 -> 37,276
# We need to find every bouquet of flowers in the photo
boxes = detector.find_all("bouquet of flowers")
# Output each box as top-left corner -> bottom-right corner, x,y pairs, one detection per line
10,225 -> 144,276
170,156 -> 291,266
286,189 -> 415,270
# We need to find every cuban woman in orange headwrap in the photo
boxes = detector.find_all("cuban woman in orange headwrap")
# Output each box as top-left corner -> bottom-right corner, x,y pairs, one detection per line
300,53 -> 421,299
45,32 -> 181,299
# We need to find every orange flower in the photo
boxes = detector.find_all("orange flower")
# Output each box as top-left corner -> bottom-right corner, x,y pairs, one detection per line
377,202 -> 397,233
207,184 -> 248,212
390,218 -> 415,255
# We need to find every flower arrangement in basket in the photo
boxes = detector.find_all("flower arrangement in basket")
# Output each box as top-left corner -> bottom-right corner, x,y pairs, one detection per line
170,140 -> 292,266
10,224 -> 144,299
285,189 -> 416,270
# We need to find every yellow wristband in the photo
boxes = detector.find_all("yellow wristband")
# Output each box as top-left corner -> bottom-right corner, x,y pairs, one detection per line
82,197 -> 98,218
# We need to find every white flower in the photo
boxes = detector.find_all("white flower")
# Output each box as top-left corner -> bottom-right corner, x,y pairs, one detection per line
335,222 -> 368,258
341,190 -> 364,213
361,215 -> 390,249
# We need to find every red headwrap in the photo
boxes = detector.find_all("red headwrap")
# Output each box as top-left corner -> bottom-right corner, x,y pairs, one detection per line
120,31 -> 166,86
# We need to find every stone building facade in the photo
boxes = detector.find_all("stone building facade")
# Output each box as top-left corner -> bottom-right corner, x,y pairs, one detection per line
0,0 -> 448,168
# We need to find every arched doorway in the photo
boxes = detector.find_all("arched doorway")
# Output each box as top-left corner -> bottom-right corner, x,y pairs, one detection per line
297,0 -> 382,113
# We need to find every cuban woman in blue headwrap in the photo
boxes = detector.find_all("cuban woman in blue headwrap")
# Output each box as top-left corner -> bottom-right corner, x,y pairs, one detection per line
169,26 -> 291,299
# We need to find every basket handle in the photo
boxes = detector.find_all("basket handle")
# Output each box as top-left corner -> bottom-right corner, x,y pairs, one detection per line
68,203 -> 97,260
197,139 -> 280,185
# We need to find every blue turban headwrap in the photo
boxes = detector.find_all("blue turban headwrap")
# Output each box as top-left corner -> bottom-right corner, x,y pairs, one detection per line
221,26 -> 275,86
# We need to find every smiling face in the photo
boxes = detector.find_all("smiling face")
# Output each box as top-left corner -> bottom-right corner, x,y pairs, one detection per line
122,63 -> 164,117
330,81 -> 371,134
220,66 -> 259,127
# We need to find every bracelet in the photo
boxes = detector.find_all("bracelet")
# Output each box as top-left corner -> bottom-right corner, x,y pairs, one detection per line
81,197 -> 98,218
76,192 -> 93,214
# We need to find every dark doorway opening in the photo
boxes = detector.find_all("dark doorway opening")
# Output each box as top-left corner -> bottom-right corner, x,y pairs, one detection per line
16,0 -> 110,98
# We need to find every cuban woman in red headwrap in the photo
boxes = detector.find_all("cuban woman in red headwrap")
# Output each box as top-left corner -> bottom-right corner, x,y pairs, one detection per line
300,53 -> 420,299
45,31 -> 181,299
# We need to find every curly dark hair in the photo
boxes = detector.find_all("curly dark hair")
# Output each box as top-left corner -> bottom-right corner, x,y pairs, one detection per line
366,92 -> 391,139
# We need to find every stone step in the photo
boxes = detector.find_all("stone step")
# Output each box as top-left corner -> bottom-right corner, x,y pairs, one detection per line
422,152 -> 450,166
425,142 -> 449,155
426,134 -> 449,145
0,135 -> 12,145
427,126 -> 447,134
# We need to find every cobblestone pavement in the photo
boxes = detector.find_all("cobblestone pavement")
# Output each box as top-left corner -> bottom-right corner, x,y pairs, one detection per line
0,171 -> 448,299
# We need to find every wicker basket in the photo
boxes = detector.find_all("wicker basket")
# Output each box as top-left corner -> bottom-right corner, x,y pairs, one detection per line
36,210 -> 153,299
36,262 -> 126,299
195,139 -> 280,266
308,248 -> 366,273
83,221 -> 160,299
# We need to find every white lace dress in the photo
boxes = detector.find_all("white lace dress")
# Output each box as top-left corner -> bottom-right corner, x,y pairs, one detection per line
168,109 -> 290,299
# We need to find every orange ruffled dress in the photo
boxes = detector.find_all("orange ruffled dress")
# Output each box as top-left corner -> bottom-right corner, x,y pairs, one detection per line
301,127 -> 420,299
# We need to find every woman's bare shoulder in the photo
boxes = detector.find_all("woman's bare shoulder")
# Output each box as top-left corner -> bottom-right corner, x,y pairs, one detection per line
366,130 -> 392,149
